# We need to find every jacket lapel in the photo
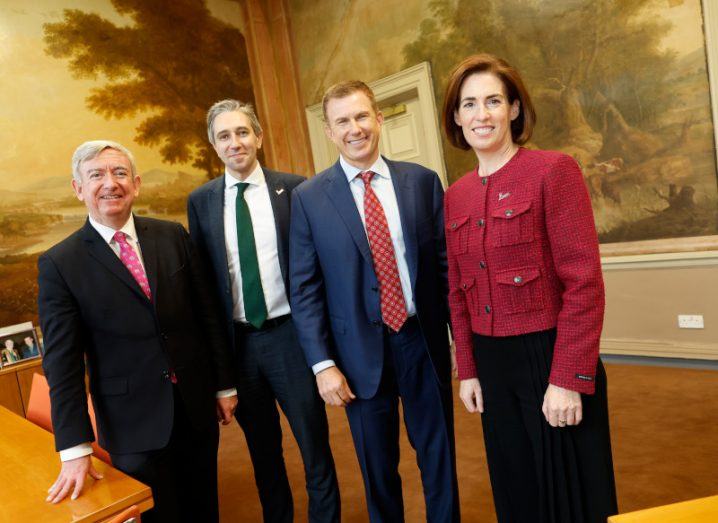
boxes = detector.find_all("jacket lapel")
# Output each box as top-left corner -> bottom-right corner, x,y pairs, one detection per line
264,169 -> 290,288
81,218 -> 150,302
134,216 -> 158,302
322,161 -> 373,266
386,158 -> 418,291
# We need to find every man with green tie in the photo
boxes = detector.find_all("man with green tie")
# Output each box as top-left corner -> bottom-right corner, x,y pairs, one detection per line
187,100 -> 340,523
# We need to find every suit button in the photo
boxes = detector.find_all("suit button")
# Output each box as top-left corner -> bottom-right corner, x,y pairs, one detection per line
484,305 -> 491,314
450,222 -> 457,229
479,261 -> 486,269
481,177 -> 488,185
477,219 -> 485,227
513,276 -> 523,284
161,333 -> 168,340
504,209 -> 514,217
371,286 -> 379,292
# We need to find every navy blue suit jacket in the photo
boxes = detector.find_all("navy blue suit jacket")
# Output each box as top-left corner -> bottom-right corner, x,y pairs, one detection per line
187,168 -> 304,350
289,157 -> 450,399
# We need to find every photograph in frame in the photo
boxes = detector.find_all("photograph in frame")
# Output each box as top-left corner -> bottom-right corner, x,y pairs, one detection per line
0,321 -> 42,368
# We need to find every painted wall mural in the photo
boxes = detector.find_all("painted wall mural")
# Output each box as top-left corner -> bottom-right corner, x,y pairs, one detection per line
0,0 -> 253,326
290,0 -> 718,246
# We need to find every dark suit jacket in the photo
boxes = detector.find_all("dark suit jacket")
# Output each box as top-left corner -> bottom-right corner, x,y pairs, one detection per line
289,157 -> 451,399
38,216 -> 234,454
187,168 -> 305,349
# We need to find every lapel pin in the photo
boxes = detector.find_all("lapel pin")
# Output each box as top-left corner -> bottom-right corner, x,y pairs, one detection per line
275,188 -> 285,195
498,192 -> 510,201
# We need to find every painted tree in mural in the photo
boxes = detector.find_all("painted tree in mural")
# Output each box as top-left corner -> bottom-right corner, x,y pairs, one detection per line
405,0 -> 717,242
43,0 -> 254,179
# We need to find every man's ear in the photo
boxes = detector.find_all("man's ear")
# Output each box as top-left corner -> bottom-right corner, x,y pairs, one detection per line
71,179 -> 84,202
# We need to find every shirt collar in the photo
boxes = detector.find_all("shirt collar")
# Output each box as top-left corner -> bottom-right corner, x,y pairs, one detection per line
89,214 -> 138,245
224,162 -> 264,189
340,155 -> 390,183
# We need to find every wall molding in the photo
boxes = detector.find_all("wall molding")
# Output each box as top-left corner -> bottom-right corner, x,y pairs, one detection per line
601,337 -> 718,360
601,250 -> 718,270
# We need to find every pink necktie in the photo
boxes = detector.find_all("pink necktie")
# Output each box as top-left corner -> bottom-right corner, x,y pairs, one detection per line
113,231 -> 152,300
359,171 -> 407,332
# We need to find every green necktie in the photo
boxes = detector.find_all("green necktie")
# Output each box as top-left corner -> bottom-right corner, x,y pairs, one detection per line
235,182 -> 267,328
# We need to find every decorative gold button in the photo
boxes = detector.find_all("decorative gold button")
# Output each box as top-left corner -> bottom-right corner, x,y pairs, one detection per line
505,209 -> 514,217
513,276 -> 523,284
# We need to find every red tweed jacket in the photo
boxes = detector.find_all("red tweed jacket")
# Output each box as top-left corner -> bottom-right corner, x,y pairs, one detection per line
445,148 -> 604,394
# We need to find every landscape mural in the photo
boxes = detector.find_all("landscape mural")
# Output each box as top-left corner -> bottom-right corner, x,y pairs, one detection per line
0,0 -> 254,327
290,0 -> 718,245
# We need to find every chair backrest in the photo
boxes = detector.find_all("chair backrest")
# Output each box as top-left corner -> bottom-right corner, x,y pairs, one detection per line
26,372 -> 112,464
26,373 -> 53,432
107,504 -> 141,523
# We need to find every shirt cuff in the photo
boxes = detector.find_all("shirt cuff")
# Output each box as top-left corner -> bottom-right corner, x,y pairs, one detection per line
60,443 -> 93,462
216,388 -> 237,398
312,360 -> 336,375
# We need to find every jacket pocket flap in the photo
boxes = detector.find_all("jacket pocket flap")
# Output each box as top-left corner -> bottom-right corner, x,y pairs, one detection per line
492,201 -> 531,220
447,215 -> 470,231
96,377 -> 128,396
496,267 -> 540,287
459,277 -> 476,291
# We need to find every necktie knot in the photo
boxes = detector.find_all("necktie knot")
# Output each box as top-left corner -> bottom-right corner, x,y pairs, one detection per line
359,171 -> 375,187
113,231 -> 128,244
236,182 -> 249,195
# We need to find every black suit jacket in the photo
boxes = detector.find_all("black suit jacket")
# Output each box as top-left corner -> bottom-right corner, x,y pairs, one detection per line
187,168 -> 305,349
37,216 -> 234,454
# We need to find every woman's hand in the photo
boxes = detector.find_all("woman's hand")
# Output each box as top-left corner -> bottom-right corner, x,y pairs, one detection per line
459,378 -> 484,413
542,384 -> 582,427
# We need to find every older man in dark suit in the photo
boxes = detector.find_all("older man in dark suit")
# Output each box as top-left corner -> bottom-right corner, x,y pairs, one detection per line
38,140 -> 237,522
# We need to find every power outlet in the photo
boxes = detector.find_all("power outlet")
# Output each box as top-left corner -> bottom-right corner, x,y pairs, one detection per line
678,314 -> 704,329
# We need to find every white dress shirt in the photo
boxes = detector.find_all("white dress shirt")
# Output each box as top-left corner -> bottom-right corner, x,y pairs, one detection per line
312,155 -> 416,375
60,214 -> 236,461
223,162 -> 291,322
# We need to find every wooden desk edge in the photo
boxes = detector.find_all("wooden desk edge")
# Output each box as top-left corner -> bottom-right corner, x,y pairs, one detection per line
78,486 -> 154,523
608,495 -> 718,522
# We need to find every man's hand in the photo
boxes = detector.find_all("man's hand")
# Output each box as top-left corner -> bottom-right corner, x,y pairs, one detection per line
46,455 -> 103,503
459,378 -> 484,413
216,395 -> 238,425
316,366 -> 356,407
542,383 -> 582,427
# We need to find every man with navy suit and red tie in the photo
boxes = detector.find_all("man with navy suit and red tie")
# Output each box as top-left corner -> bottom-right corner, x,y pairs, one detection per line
289,81 -> 460,522
38,140 -> 237,522
187,100 -> 340,523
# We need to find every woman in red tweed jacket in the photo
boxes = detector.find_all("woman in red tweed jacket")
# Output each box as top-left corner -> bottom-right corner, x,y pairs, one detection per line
442,54 -> 617,523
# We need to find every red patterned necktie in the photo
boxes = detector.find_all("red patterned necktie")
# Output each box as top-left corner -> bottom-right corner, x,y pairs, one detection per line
113,231 -> 152,300
359,171 -> 407,332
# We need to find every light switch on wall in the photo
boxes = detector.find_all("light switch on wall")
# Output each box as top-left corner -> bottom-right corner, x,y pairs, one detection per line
677,315 -> 704,329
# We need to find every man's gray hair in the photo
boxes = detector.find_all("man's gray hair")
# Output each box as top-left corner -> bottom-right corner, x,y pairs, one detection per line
206,99 -> 263,145
71,140 -> 137,183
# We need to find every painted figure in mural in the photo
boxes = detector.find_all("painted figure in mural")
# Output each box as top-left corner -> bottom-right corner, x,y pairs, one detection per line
188,100 -> 341,523
37,140 -> 237,522
442,54 -> 618,523
289,80 -> 459,523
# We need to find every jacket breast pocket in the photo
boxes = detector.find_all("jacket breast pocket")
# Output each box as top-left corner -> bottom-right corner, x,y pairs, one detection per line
495,267 -> 544,314
446,215 -> 470,255
491,201 -> 533,247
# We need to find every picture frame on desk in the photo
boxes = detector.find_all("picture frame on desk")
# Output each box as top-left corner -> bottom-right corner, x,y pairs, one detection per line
0,321 -> 42,368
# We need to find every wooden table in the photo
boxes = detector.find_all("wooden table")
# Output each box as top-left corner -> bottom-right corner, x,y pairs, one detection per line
608,495 -> 718,522
0,405 -> 153,522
